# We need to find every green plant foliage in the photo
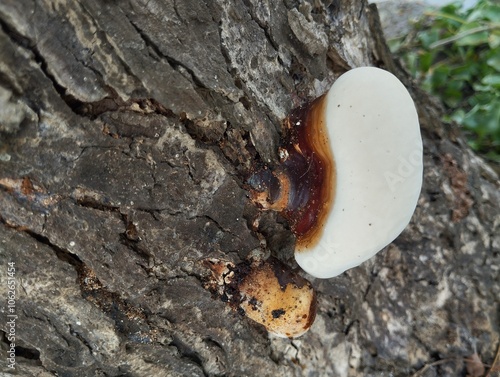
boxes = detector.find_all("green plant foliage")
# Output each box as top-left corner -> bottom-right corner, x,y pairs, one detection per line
389,0 -> 500,163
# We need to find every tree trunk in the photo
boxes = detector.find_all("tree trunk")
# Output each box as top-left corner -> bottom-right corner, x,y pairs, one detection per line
0,1 -> 498,376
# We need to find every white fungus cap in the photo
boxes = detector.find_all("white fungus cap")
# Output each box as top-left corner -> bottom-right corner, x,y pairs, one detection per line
295,67 -> 423,278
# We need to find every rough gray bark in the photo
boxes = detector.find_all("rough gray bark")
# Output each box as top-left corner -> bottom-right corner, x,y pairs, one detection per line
0,1 -> 498,376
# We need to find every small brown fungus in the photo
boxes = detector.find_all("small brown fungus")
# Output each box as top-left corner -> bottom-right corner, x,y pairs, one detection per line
203,257 -> 317,338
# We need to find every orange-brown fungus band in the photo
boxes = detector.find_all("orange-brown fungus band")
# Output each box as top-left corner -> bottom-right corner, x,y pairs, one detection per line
284,96 -> 336,250
248,95 -> 336,250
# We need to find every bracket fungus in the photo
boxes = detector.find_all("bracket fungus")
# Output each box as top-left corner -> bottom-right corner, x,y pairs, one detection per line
203,67 -> 422,338
249,67 -> 423,279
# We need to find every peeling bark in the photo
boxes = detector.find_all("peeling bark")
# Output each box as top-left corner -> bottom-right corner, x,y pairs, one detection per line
0,1 -> 498,376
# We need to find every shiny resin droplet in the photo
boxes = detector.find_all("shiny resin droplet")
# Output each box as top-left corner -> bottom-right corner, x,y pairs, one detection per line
249,67 -> 423,278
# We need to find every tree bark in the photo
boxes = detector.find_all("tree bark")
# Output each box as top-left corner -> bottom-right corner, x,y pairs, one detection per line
0,1 -> 498,376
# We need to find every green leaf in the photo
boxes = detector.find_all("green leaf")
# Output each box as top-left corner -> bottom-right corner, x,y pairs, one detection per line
486,54 -> 500,71
482,74 -> 500,87
405,52 -> 419,76
449,108 -> 467,124
387,38 -> 402,53
451,63 -> 477,82
418,29 -> 441,49
468,3 -> 500,23
473,83 -> 494,92
429,64 -> 451,89
462,105 -> 481,130
418,51 -> 434,72
484,100 -> 500,133
455,22 -> 490,46
488,31 -> 500,48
